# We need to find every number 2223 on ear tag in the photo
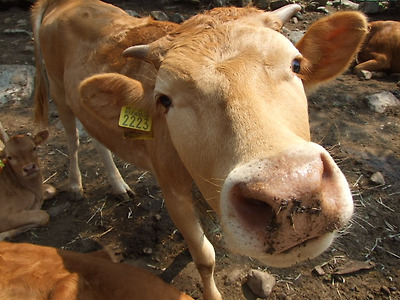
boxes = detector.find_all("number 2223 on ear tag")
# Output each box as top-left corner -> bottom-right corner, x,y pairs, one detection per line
118,106 -> 152,132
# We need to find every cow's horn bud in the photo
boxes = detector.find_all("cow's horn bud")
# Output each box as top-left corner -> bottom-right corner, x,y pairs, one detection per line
123,45 -> 150,59
272,4 -> 301,25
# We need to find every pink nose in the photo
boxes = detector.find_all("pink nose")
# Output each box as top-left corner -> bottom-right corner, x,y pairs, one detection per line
222,144 -> 353,254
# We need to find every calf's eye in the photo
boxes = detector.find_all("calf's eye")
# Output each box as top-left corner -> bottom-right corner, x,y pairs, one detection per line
158,95 -> 172,109
291,59 -> 301,73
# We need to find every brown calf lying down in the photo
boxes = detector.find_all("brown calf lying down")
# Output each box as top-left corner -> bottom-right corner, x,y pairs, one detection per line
0,241 -> 193,300
355,20 -> 400,74
0,129 -> 56,241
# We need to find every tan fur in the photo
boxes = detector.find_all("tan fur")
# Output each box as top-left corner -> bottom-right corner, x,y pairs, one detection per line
32,1 -> 368,299
355,20 -> 400,74
295,11 -> 368,92
32,0 -> 178,200
0,241 -> 193,300
0,130 -> 55,240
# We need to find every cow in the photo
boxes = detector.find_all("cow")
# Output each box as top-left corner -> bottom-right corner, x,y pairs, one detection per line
0,241 -> 193,300
32,0 -> 179,201
355,20 -> 400,75
0,126 -> 56,241
32,0 -> 368,299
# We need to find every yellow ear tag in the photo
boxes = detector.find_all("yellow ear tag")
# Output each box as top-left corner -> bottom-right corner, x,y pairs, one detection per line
118,106 -> 154,139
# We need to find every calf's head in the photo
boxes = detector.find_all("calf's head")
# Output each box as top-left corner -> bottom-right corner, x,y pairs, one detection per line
1,131 -> 49,179
80,6 -> 367,267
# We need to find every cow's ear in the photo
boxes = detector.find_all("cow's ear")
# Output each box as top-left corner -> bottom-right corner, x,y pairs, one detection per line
0,121 -> 8,144
296,11 -> 368,92
79,73 -> 144,126
33,130 -> 49,146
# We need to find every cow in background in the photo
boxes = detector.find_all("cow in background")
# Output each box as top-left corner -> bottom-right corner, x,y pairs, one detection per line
355,20 -> 400,75
32,0 -> 179,201
0,241 -> 193,300
0,123 -> 55,240
32,0 -> 368,299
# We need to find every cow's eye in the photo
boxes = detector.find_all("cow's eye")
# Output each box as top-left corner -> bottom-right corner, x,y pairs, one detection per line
158,95 -> 172,109
291,59 -> 301,73
7,156 -> 12,160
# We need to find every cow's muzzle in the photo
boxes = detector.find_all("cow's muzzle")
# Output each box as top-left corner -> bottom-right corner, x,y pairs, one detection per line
220,143 -> 353,267
23,163 -> 40,177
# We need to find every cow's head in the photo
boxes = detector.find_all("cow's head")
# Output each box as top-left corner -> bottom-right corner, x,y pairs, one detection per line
0,131 -> 48,179
80,6 -> 367,267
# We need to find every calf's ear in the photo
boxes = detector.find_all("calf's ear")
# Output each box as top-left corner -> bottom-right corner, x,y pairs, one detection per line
296,11 -> 368,91
0,121 -> 8,143
33,130 -> 49,145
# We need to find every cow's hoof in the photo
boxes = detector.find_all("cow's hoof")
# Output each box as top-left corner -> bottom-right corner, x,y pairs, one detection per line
69,189 -> 84,201
43,184 -> 57,201
116,189 -> 135,202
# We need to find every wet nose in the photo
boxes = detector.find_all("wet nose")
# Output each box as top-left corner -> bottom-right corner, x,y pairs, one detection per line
23,163 -> 38,176
222,144 -> 353,254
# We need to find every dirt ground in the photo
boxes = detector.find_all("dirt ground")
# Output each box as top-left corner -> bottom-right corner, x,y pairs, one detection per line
0,1 -> 399,299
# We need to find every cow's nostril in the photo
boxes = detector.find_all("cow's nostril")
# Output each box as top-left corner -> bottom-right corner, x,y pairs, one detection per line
232,187 -> 274,231
23,164 -> 38,175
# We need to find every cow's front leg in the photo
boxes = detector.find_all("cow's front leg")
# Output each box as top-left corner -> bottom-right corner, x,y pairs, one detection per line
160,182 -> 222,300
0,210 -> 49,241
91,138 -> 134,200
